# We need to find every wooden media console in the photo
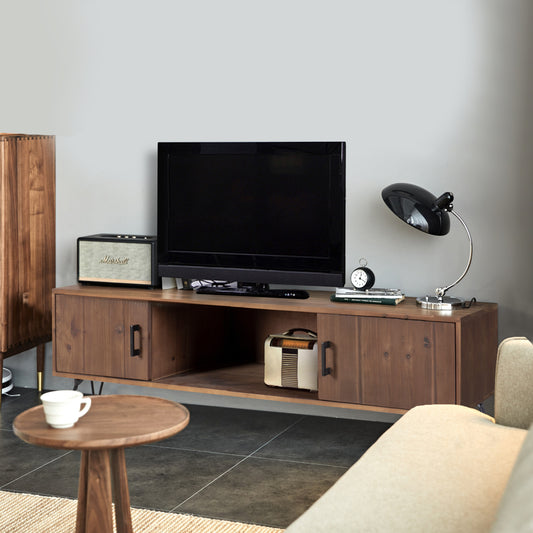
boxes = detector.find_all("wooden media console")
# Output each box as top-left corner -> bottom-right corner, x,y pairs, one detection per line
52,285 -> 498,415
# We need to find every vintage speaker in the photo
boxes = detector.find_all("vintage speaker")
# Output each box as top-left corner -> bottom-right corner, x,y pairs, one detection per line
264,329 -> 318,391
77,234 -> 160,288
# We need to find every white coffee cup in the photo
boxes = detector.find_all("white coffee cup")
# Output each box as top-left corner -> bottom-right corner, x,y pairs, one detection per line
41,390 -> 91,429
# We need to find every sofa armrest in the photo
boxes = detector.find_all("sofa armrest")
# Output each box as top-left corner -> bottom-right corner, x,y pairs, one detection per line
491,422 -> 533,532
286,405 -> 526,533
494,337 -> 533,429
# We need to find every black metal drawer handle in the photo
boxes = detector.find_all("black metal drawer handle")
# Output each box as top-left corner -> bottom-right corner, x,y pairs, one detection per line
321,341 -> 332,376
130,324 -> 142,357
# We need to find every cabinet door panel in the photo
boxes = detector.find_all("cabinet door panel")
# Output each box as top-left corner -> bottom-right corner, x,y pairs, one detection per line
359,317 -> 455,409
54,295 -> 150,380
317,313 -> 456,409
317,314 -> 361,403
54,295 -> 84,374
84,298 -> 125,377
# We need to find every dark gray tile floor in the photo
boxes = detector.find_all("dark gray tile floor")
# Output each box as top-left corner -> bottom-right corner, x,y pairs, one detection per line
0,388 -> 391,528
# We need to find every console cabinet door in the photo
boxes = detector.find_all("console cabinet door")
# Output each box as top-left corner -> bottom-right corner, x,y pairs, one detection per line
318,314 -> 456,409
54,294 -> 85,375
358,316 -> 455,409
54,295 -> 150,380
317,314 -> 361,404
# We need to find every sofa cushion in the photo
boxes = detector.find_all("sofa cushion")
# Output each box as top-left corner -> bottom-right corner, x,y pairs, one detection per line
491,422 -> 533,532
286,404 -> 526,533
494,337 -> 533,429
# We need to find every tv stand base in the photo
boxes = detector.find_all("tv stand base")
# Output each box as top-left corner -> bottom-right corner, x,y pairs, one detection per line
196,282 -> 309,299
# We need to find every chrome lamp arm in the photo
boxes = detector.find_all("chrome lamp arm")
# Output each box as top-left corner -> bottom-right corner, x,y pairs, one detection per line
434,209 -> 473,300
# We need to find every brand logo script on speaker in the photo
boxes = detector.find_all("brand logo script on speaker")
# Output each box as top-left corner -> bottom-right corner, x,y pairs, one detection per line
99,255 -> 130,265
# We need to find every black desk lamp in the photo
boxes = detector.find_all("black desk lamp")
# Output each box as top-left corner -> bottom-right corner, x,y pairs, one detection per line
381,183 -> 472,310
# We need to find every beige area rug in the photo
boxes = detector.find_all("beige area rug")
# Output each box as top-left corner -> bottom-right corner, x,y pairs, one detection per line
0,491 -> 285,533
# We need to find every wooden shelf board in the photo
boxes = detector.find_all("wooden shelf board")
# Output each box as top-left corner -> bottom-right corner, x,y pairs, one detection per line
155,363 -> 316,398
54,363 -> 407,414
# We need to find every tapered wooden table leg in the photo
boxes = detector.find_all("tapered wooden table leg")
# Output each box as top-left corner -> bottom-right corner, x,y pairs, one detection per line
76,451 -> 89,531
77,450 -> 114,532
111,449 -> 133,533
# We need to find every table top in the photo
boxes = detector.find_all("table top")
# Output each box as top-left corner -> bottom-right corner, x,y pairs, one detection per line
13,395 -> 190,451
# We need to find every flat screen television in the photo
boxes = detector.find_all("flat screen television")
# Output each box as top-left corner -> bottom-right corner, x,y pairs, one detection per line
157,141 -> 346,298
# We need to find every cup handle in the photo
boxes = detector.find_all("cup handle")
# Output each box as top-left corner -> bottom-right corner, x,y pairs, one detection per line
78,397 -> 92,418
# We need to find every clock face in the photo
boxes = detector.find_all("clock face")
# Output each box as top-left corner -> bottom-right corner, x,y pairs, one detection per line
350,267 -> 375,290
351,269 -> 368,288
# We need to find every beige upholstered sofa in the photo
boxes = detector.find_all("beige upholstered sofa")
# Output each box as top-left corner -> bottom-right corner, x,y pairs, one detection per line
287,337 -> 533,533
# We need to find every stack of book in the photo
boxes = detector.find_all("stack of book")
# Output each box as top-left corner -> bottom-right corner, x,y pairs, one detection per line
331,287 -> 405,305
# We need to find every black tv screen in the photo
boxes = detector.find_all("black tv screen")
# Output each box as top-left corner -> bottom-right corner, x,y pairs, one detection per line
157,142 -> 345,288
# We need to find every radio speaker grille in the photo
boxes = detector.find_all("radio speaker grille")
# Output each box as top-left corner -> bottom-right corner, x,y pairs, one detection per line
281,349 -> 298,388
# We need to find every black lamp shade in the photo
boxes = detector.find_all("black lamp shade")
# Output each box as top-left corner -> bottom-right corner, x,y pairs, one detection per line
381,183 -> 451,236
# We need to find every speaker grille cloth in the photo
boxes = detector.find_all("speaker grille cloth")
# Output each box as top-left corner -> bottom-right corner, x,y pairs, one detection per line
79,241 -> 152,283
281,349 -> 298,388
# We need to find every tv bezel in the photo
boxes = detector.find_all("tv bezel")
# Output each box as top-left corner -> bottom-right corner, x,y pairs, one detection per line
157,141 -> 346,289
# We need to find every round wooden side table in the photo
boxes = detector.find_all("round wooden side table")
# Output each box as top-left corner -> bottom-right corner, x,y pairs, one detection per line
13,394 -> 190,533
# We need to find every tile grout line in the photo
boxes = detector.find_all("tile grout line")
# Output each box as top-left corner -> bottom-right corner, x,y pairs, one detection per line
0,450 -> 74,490
146,443 -> 349,470
145,443 -> 248,459
240,454 -> 349,470
169,416 -> 306,512
243,416 -> 307,458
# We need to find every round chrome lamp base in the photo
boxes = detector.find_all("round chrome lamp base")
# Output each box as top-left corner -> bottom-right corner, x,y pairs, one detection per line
416,295 -> 464,310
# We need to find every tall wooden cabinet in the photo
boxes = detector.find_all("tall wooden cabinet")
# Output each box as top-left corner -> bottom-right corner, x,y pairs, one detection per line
0,134 -> 55,404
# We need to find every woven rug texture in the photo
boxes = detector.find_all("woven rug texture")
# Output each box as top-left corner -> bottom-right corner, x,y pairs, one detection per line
0,491 -> 284,533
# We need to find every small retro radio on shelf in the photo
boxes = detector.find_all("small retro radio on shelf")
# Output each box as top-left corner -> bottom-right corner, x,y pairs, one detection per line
264,329 -> 318,391
77,234 -> 160,288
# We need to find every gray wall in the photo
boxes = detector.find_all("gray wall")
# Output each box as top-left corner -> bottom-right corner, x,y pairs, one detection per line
2,1 -> 532,420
